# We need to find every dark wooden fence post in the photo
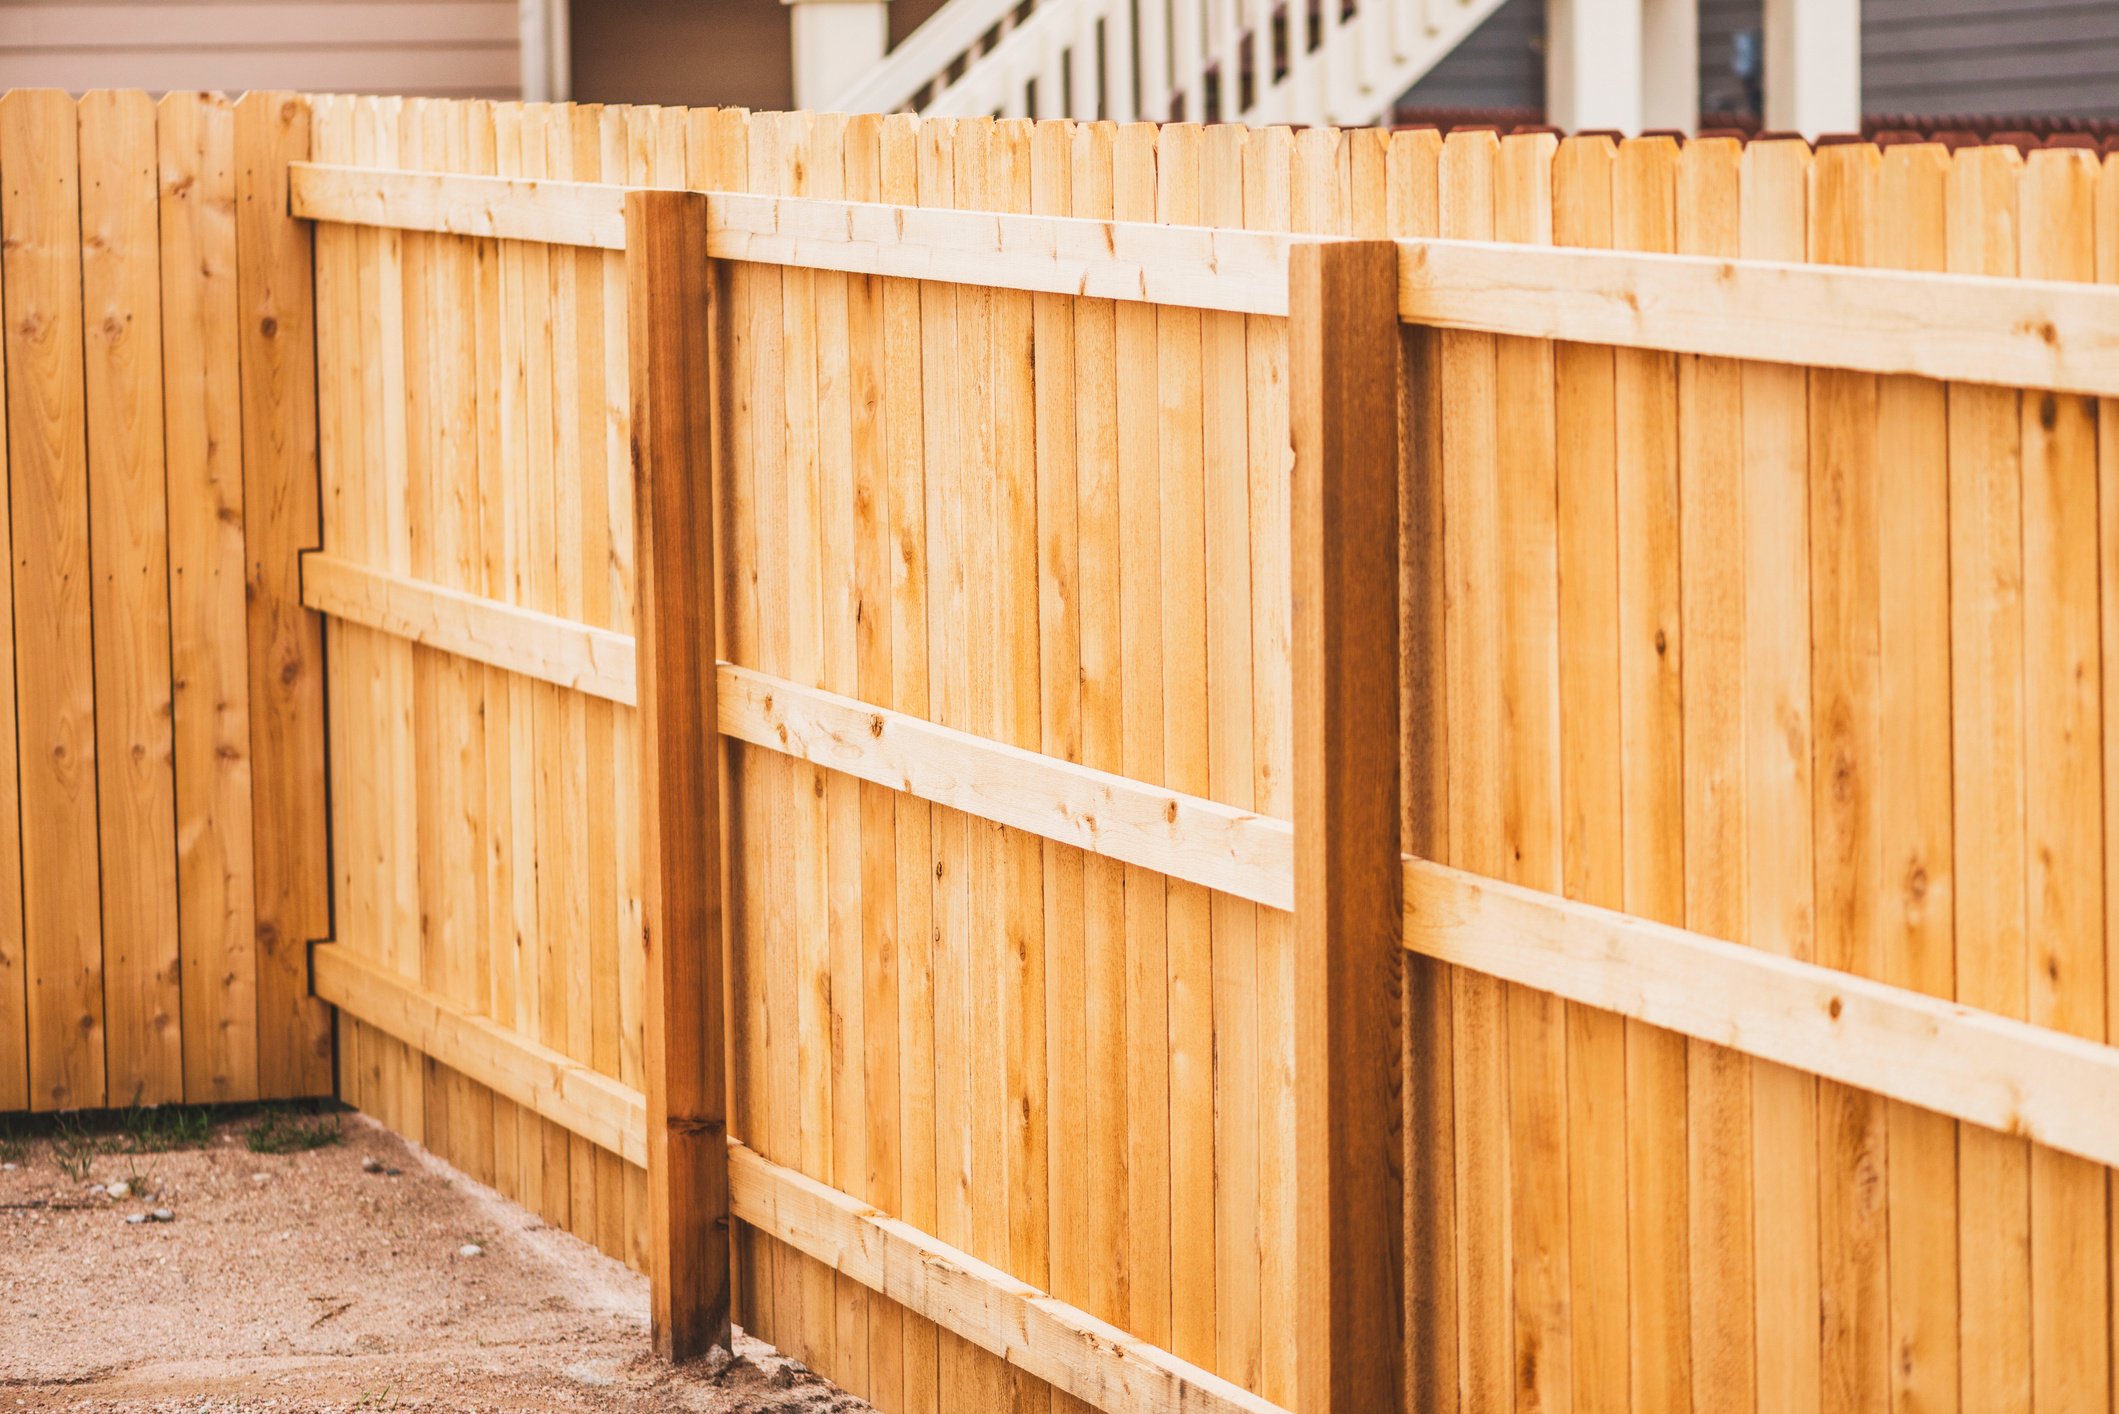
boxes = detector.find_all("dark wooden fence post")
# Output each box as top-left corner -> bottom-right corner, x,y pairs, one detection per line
625,187 -> 731,1363
1290,237 -> 1406,1414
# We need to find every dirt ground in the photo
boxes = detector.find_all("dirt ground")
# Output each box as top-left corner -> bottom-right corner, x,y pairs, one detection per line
0,1112 -> 864,1412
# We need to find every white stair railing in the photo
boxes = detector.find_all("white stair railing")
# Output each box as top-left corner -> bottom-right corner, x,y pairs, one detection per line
831,0 -> 1512,131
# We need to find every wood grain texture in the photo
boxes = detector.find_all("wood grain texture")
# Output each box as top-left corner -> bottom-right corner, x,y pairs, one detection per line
1946,141 -> 2034,1414
626,185 -> 732,1363
2,88 -> 106,1112
1551,130 -> 1629,1414
173,103 -> 2119,1414
81,88 -> 182,1107
235,90 -> 331,1098
1873,140 -> 1960,1414
160,88 -> 261,1106
1289,235 -> 1404,1414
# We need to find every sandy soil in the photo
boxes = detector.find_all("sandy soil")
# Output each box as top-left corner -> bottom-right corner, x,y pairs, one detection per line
0,1112 -> 864,1412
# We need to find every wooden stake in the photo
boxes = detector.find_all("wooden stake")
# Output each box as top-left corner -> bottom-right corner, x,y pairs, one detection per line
625,187 -> 731,1363
1289,237 -> 1404,1414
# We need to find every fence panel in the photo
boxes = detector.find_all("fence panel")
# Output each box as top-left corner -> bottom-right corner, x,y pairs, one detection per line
0,88 -> 327,1114
278,89 -> 2119,1414
1388,126 -> 2119,1414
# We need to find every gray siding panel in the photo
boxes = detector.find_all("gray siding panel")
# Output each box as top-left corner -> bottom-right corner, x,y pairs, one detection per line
1400,0 -> 1544,112
1864,0 -> 2119,116
1400,0 -> 2119,126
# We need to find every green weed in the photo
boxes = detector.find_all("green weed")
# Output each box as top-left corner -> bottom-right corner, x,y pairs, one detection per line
51,1114 -> 99,1181
247,1104 -> 343,1155
113,1101 -> 211,1154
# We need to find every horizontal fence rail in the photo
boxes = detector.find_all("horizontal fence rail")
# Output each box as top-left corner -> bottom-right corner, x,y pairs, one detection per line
290,161 -> 1292,315
292,159 -> 2119,396
309,937 -> 1284,1414
298,560 -> 2119,1171
1397,238 -> 2119,400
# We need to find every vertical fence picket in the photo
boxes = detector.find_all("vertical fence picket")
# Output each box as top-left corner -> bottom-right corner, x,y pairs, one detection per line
1612,134 -> 1695,1413
1112,116 -> 1171,1362
1738,134 -> 1822,1414
1201,118 -> 1261,1397
81,88 -> 182,1108
1070,115 -> 1131,1386
3,88 -> 105,1113
1808,139 -> 1890,1414
471,95 -> 527,1208
881,107 -> 944,1414
1155,119 -> 1217,1374
160,89 -> 261,1107
2098,145 -> 2119,1414
1493,128 -> 1568,1414
1437,126 -> 1510,1411
1674,131 -> 1755,1413
1031,112 -> 1092,1414
234,89 -> 329,1100
2018,145 -> 2112,1413
1384,123 -> 1458,1414
1246,119 -> 1298,1413
1945,140 -> 2034,1414
1873,139 -> 1960,1414
1551,129 -> 1629,1414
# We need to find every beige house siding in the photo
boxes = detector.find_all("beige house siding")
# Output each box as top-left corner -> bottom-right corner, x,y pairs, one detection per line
0,0 -> 519,97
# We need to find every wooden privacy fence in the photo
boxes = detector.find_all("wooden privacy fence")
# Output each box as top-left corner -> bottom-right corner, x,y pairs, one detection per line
0,89 -> 328,1114
39,85 -> 2119,1414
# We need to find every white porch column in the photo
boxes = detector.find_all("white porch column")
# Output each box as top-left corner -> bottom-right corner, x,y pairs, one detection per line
1547,0 -> 1643,133
1642,0 -> 1698,130
1764,0 -> 1860,137
519,0 -> 570,101
787,0 -> 891,111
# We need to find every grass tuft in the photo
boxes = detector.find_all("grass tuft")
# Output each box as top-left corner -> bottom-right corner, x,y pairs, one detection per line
51,1114 -> 99,1181
113,1102 -> 212,1154
247,1104 -> 344,1155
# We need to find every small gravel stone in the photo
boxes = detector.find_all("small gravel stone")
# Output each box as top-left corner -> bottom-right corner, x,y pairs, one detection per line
1,1162 -> 16,1172
124,1213 -> 146,1226
361,1156 -> 384,1174
87,1184 -> 106,1196
150,1208 -> 174,1223
457,1243 -> 484,1259
251,1173 -> 270,1184
104,1182 -> 129,1200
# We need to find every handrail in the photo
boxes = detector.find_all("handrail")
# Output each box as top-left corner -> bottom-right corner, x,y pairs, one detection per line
832,0 -> 1054,116
840,0 -> 1514,129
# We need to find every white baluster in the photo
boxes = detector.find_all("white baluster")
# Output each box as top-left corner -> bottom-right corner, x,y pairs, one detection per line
1106,0 -> 1138,120
1172,0 -> 1204,121
1137,0 -> 1170,119
1037,39 -> 1066,116
1071,0 -> 1103,116
1214,0 -> 1243,121
1360,0 -> 1391,102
